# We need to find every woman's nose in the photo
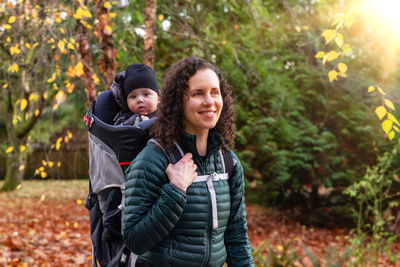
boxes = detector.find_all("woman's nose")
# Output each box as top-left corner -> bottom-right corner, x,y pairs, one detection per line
203,94 -> 213,105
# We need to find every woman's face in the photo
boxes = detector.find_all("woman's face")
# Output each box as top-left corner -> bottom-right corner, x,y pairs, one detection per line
183,68 -> 223,136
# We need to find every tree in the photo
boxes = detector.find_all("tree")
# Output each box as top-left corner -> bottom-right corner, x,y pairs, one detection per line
144,0 -> 157,68
0,1 -> 80,190
0,0 -> 118,191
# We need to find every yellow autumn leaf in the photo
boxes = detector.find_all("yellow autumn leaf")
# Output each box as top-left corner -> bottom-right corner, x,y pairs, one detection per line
3,83 -> 8,88
66,82 -> 75,93
328,70 -> 338,82
56,137 -> 62,151
25,43 -> 31,49
92,73 -> 100,85
104,25 -> 112,34
67,62 -> 84,78
40,171 -> 47,178
65,221 -> 70,227
74,222 -> 79,228
6,37 -> 11,42
29,93 -> 39,101
59,28 -> 65,34
8,16 -> 16,24
388,131 -> 395,140
40,194 -> 46,201
35,109 -> 40,117
55,90 -> 66,102
64,136 -> 69,143
382,119 -> 393,134
368,86 -> 375,93
67,131 -> 73,139
326,51 -> 339,62
19,165 -> 25,171
48,161 -> 54,168
53,104 -> 59,110
43,92 -> 48,100
394,125 -> 400,132
57,40 -> 66,51
384,99 -> 395,110
334,33 -> 344,48
2,24 -> 12,30
315,51 -> 325,59
375,106 -> 387,120
39,166 -> 45,171
5,146 -> 14,154
56,17 -> 62,23
47,73 -> 56,83
322,29 -> 337,44
76,199 -> 83,205
158,14 -> 164,21
377,87 -> 386,95
110,12 -> 117,18
388,113 -> 400,126
42,160 -> 48,166
16,184 -> 22,190
20,145 -> 26,152
295,26 -> 301,32
57,161 -> 62,167
67,43 -> 75,50
337,62 -> 347,74
74,6 -> 92,20
20,99 -> 28,111
10,63 -> 19,73
104,1 -> 111,8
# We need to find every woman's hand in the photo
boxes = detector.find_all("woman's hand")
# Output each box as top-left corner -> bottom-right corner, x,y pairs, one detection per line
166,153 -> 197,192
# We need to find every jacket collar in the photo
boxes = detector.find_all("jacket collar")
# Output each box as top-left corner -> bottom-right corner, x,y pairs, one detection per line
179,129 -> 221,159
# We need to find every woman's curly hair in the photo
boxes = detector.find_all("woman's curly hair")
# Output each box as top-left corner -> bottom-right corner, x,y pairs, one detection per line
150,57 -> 235,151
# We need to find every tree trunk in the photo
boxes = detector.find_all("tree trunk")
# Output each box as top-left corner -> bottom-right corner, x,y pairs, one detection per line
95,0 -> 117,88
144,0 -> 157,68
1,149 -> 27,192
75,0 -> 97,108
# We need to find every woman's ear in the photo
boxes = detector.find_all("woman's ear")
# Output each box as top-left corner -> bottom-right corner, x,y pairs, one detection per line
157,95 -> 161,104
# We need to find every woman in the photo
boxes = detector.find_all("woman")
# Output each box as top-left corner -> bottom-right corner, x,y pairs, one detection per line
123,57 -> 254,267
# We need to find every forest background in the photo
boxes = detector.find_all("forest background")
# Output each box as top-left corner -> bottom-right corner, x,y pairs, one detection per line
1,0 -> 400,266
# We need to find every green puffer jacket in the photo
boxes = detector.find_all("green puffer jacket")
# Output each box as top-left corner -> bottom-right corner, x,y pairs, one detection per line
123,131 -> 254,267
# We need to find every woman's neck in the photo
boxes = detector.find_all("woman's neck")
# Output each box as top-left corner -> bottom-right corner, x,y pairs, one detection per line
194,130 -> 209,156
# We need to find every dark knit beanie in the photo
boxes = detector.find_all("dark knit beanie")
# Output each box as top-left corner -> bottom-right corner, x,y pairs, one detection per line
123,64 -> 160,97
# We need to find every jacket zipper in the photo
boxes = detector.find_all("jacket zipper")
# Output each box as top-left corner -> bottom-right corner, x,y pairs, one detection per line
202,180 -> 212,267
197,156 -> 212,267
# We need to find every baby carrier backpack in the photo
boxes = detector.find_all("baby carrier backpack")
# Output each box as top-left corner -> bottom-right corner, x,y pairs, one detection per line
84,90 -> 155,267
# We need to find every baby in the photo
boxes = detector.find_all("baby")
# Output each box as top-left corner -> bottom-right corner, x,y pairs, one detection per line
111,64 -> 160,126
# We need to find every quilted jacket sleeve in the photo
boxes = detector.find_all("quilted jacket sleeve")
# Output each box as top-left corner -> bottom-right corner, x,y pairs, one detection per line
123,144 -> 187,255
224,152 -> 255,267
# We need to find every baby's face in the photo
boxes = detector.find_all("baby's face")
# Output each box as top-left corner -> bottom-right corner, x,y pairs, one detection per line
127,88 -> 160,115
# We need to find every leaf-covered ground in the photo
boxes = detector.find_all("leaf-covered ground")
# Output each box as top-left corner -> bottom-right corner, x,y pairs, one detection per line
0,180 -> 399,266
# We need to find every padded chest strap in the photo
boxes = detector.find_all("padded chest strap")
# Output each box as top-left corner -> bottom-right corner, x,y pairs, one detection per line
194,172 -> 229,229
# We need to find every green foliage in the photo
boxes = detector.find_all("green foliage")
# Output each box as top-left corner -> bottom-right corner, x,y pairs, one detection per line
110,0 -> 397,216
344,143 -> 400,265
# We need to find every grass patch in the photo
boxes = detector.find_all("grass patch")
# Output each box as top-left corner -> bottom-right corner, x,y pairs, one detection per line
0,179 -> 88,201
